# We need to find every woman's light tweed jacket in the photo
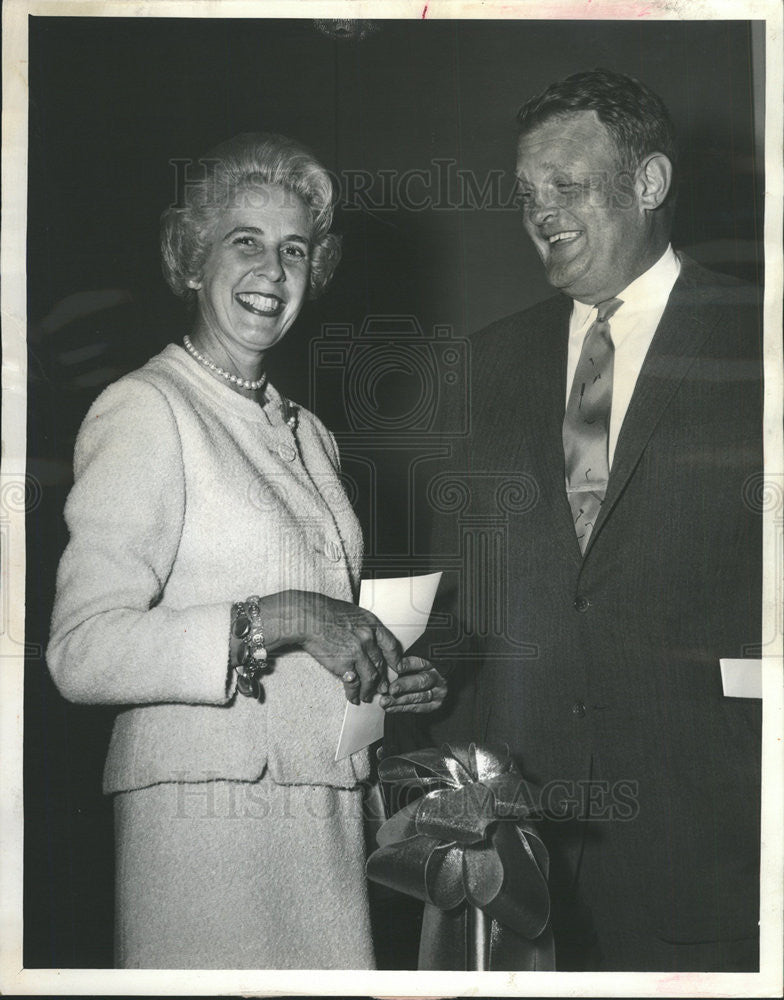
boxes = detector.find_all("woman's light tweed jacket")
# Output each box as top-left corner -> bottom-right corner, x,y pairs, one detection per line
47,343 -> 371,793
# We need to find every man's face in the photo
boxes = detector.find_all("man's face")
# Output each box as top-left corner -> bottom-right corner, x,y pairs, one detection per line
516,110 -> 653,304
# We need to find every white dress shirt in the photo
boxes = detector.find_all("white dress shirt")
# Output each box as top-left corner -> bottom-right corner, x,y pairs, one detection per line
566,245 -> 681,467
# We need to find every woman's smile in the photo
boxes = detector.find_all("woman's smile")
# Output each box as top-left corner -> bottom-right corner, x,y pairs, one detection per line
235,291 -> 285,317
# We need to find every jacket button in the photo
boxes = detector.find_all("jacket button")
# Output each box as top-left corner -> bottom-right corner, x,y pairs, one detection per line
277,443 -> 297,462
572,701 -> 587,718
574,595 -> 590,612
324,540 -> 343,562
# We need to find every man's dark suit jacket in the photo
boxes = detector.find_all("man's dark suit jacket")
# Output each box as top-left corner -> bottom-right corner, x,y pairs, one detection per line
391,255 -> 763,970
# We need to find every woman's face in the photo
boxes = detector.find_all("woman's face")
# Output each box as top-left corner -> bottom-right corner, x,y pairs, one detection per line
190,183 -> 313,364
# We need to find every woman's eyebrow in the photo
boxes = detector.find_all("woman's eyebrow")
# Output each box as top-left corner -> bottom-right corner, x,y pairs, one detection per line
223,225 -> 310,244
222,225 -> 263,240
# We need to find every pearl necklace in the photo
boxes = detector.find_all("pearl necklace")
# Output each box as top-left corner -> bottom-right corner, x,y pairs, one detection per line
183,335 -> 267,392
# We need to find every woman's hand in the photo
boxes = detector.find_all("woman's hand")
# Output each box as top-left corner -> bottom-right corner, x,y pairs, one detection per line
379,656 -> 447,713
262,591 -> 402,704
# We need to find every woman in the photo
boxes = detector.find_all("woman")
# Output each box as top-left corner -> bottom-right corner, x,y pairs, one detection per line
47,132 -> 446,970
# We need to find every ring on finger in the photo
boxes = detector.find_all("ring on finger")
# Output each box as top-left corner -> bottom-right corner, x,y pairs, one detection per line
343,670 -> 358,683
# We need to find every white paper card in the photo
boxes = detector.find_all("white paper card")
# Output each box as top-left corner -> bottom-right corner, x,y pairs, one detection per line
720,658 -> 763,699
334,572 -> 442,760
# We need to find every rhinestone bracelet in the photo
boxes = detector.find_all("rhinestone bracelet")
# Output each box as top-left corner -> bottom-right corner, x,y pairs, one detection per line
231,595 -> 269,701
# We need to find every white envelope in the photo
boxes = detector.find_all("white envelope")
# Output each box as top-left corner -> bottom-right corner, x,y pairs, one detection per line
719,658 -> 762,699
335,572 -> 442,760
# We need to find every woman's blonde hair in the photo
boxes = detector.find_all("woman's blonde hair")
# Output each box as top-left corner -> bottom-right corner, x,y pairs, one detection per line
160,132 -> 342,303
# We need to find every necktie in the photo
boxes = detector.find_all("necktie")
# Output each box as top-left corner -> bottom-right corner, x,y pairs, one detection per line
563,297 -> 623,553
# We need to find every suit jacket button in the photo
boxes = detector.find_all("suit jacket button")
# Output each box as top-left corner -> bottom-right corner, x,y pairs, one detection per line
572,701 -> 587,717
574,595 -> 590,612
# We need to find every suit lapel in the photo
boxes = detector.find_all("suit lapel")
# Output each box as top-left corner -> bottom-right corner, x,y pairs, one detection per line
510,295 -> 584,566
584,257 -> 722,556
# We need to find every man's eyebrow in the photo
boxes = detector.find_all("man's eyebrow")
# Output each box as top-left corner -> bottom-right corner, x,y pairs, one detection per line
534,159 -> 568,171
515,161 -> 560,178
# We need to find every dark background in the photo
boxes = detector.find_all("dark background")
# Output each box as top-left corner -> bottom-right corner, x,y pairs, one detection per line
25,15 -> 763,968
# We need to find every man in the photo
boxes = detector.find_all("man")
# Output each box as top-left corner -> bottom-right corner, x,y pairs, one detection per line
394,69 -> 763,972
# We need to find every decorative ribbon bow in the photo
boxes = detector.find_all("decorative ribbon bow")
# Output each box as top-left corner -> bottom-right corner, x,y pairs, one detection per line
367,742 -> 553,968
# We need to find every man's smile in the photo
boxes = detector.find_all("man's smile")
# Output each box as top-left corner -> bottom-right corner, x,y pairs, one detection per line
546,230 -> 583,247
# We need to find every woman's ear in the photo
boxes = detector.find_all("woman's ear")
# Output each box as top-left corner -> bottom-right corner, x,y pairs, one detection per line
636,152 -> 673,211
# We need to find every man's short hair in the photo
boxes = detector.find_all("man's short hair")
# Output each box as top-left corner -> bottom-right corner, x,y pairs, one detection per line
516,68 -> 679,184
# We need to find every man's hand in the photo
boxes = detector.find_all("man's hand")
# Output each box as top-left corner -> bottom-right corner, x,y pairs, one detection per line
379,656 -> 446,713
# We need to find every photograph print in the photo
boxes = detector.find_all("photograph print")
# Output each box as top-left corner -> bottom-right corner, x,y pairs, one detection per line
3,0 -> 781,993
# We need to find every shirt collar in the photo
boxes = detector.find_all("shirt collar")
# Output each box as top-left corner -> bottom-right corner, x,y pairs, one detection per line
571,245 -> 681,331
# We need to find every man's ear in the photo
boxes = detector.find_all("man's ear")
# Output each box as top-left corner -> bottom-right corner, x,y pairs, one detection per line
636,153 -> 673,211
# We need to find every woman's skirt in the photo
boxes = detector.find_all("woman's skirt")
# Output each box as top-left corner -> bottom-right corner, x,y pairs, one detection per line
113,776 -> 376,969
